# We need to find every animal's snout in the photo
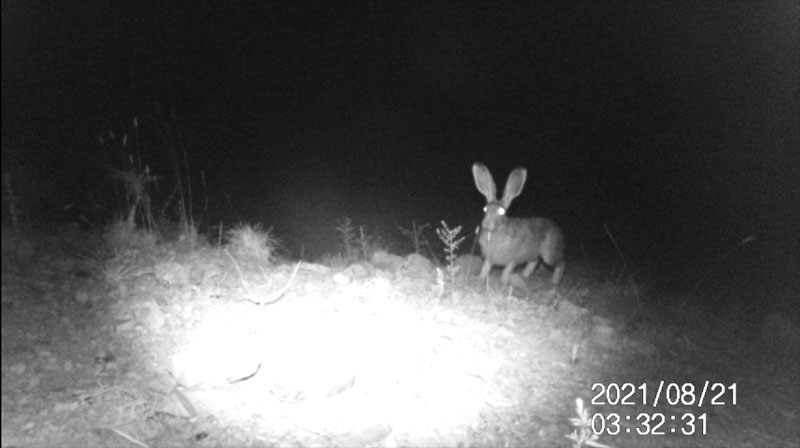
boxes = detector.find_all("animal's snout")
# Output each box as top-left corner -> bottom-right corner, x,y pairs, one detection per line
481,203 -> 506,231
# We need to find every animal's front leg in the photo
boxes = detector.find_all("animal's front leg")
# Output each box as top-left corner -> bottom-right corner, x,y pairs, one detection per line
501,262 -> 517,285
479,259 -> 493,279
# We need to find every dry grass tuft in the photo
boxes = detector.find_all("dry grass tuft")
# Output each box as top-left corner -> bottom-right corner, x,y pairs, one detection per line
226,223 -> 279,262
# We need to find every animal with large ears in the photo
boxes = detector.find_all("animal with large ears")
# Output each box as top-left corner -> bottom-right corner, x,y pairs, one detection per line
472,162 -> 565,285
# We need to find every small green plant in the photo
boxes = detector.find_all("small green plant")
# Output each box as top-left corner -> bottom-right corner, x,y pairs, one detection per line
357,225 -> 374,260
335,218 -> 357,262
335,218 -> 385,262
565,398 -> 613,448
110,164 -> 160,230
102,117 -> 160,232
436,221 -> 465,297
102,112 -> 200,246
399,221 -> 431,254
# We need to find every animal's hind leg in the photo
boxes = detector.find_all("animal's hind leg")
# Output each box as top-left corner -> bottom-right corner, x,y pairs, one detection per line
521,258 -> 540,277
501,262 -> 517,285
551,260 -> 565,284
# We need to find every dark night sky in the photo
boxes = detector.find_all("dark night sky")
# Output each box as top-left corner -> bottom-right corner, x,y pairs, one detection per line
2,2 -> 798,289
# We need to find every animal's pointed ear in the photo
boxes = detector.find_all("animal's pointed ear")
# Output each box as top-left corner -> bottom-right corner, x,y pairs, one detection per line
501,167 -> 527,208
472,162 -> 497,202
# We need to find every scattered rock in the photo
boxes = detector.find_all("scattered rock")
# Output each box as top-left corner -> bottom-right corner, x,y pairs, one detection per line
332,272 -> 351,285
9,362 -> 26,375
509,274 -> 529,291
300,262 -> 330,274
189,264 -> 205,285
136,300 -> 166,332
345,263 -> 370,278
403,253 -> 433,277
454,254 -> 483,277
591,322 -> 618,349
115,316 -> 136,333
52,401 -> 79,413
158,390 -> 198,418
557,298 -> 589,320
154,261 -> 190,286
371,250 -> 404,272
74,289 -> 90,305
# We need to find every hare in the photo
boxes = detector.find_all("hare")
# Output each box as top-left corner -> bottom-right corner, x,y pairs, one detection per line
472,162 -> 565,285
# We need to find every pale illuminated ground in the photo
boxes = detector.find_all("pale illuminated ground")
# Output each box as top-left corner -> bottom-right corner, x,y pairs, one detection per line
1,226 -> 797,447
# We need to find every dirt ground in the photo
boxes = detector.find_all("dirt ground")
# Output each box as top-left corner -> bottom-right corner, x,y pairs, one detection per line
1,226 -> 798,447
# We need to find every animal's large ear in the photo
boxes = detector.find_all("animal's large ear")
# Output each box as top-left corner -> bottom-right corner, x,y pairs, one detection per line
472,162 -> 497,202
501,167 -> 527,208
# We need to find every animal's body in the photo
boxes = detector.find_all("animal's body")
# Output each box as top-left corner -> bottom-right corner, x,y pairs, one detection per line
472,162 -> 565,285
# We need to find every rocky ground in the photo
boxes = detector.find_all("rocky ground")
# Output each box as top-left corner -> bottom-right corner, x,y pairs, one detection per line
1,225 -> 798,447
